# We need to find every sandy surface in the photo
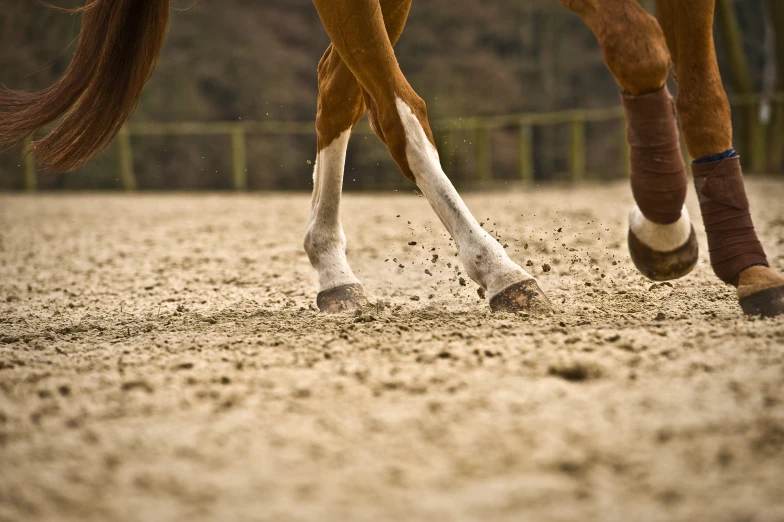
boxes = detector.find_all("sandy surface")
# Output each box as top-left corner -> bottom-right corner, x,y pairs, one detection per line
1,180 -> 783,522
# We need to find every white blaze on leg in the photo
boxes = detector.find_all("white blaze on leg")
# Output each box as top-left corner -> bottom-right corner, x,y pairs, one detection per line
304,130 -> 361,292
629,205 -> 692,252
395,97 -> 533,298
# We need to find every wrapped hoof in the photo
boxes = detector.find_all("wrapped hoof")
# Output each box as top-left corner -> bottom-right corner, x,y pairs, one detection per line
628,206 -> 698,282
628,226 -> 699,281
737,267 -> 784,318
739,285 -> 784,318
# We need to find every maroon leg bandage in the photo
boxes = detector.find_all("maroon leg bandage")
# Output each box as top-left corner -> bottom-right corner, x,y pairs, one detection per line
622,87 -> 688,225
692,156 -> 768,285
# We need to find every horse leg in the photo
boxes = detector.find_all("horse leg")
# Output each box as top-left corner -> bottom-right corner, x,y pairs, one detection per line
305,0 -> 412,313
311,0 -> 550,313
560,0 -> 698,282
657,0 -> 784,317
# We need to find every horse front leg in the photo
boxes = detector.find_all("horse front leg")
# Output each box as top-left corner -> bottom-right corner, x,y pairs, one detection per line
304,45 -> 368,313
311,0 -> 551,313
305,0 -> 413,313
560,0 -> 699,283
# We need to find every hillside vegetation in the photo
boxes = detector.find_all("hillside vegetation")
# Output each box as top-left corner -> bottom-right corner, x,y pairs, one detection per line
0,0 -> 776,190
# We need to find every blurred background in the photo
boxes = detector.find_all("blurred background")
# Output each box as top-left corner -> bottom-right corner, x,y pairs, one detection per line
0,0 -> 781,191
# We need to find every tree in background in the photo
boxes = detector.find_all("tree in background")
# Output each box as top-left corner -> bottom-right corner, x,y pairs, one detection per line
766,0 -> 784,171
0,0 -> 778,190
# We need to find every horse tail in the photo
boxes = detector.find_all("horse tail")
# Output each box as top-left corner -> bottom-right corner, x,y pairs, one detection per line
0,0 -> 171,172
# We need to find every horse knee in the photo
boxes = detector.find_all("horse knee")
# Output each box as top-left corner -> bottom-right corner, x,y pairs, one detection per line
367,89 -> 434,182
601,14 -> 671,95
566,0 -> 671,95
559,0 -> 598,15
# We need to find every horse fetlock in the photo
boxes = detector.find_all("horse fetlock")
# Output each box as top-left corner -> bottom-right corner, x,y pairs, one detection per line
303,223 -> 346,265
461,242 -> 530,299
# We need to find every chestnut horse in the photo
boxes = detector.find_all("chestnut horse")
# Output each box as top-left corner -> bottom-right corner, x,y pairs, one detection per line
1,0 -> 782,317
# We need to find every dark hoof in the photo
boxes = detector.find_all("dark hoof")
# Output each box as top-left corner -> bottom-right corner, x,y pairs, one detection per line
316,283 -> 368,314
489,279 -> 552,314
739,285 -> 784,318
628,226 -> 699,282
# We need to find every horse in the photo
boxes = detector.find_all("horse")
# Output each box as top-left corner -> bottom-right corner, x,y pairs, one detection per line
1,0 -> 782,317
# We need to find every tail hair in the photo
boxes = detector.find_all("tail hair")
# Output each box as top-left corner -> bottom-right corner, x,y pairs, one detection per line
0,0 -> 170,172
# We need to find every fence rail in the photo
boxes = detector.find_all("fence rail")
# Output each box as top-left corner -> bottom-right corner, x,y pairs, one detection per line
16,93 -> 782,191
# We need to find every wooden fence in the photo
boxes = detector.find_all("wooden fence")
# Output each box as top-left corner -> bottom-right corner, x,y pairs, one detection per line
15,93 -> 780,191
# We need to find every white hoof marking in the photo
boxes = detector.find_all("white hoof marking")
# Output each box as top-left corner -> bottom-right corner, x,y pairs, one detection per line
305,130 -> 361,292
629,205 -> 692,252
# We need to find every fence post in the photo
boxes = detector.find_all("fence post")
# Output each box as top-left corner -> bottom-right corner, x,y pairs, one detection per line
570,118 -> 586,181
519,121 -> 534,182
117,129 -> 137,191
231,125 -> 248,191
748,103 -> 767,174
22,136 -> 37,192
475,123 -> 491,182
767,99 -> 784,172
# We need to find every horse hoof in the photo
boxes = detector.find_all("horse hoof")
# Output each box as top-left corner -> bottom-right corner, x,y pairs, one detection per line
628,226 -> 699,282
739,285 -> 784,318
316,283 -> 368,313
489,279 -> 552,314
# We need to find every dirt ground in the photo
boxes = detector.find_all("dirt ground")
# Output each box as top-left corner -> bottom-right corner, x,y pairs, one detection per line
1,180 -> 783,522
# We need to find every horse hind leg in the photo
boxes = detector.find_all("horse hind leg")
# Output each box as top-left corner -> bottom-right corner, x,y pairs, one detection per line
312,0 -> 551,313
656,0 -> 784,317
304,45 -> 368,313
305,0 -> 413,313
561,0 -> 698,281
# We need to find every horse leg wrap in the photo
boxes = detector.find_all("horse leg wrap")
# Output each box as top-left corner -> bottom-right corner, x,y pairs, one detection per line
692,156 -> 768,285
622,87 -> 688,225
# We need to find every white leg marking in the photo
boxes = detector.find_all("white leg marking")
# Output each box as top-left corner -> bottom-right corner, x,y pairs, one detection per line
629,205 -> 692,252
395,97 -> 533,298
304,130 -> 361,292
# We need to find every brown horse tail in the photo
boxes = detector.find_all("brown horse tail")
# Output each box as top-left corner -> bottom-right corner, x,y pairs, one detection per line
0,0 -> 171,172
